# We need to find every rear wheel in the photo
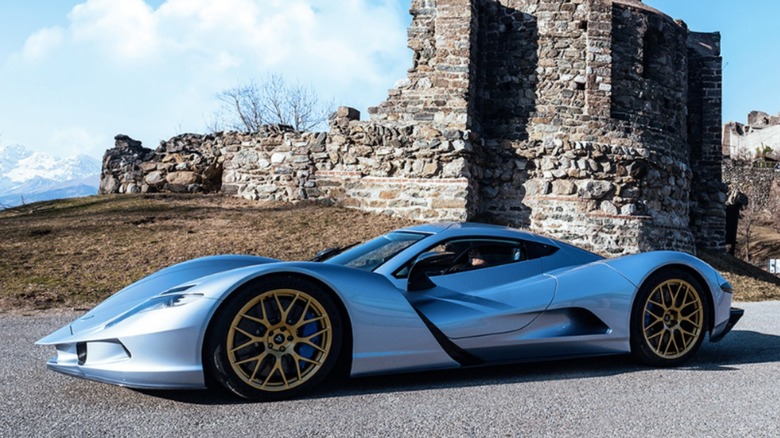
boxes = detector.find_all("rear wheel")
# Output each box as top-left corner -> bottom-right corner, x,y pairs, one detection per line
205,276 -> 343,400
630,269 -> 707,367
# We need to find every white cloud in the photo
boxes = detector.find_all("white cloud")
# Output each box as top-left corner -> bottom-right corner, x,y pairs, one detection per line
157,0 -> 264,31
17,0 -> 410,79
21,27 -> 65,60
3,0 -> 412,160
17,0 -> 410,76
68,0 -> 158,60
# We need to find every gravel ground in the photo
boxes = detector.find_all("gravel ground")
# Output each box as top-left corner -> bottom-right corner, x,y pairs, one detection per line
1,302 -> 778,437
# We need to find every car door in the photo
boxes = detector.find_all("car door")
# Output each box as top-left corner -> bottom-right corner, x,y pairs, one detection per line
403,238 -> 557,340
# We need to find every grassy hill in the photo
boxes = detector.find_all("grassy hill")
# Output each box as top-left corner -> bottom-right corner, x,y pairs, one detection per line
0,194 -> 412,310
1,193 -> 777,310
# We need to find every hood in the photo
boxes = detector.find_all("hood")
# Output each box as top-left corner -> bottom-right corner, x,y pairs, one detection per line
47,255 -> 278,340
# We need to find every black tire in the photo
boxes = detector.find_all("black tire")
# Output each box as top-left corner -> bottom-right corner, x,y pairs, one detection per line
630,269 -> 708,367
204,275 -> 343,401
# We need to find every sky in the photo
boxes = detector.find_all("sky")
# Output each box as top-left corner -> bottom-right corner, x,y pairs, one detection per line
0,0 -> 778,161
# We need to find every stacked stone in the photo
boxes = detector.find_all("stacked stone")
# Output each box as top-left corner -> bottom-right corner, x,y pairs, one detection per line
687,31 -> 727,250
318,107 -> 473,221
368,0 -> 475,130
100,133 -> 223,195
324,107 -> 470,179
221,125 -> 325,202
748,111 -> 780,128
100,107 -> 475,221
149,133 -> 223,193
723,165 -> 776,210
99,135 -> 154,194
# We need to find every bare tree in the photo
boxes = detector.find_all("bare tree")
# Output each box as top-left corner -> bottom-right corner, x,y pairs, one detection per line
211,75 -> 332,133
736,184 -> 765,263
769,178 -> 780,234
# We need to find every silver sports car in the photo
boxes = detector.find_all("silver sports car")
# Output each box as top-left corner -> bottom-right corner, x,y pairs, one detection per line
37,223 -> 743,401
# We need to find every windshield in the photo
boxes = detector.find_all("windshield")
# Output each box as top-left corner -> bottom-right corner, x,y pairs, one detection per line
324,231 -> 428,271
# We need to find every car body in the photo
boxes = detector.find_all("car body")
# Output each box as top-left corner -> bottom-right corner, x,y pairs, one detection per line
37,222 -> 743,400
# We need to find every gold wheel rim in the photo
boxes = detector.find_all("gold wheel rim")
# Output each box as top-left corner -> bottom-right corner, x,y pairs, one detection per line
642,279 -> 703,360
227,288 -> 332,392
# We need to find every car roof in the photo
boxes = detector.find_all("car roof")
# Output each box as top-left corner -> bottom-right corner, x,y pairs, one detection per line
398,222 -> 503,233
397,222 -> 553,244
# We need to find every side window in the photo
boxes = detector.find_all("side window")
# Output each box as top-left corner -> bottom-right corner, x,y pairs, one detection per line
394,238 -> 529,278
524,240 -> 558,259
445,240 -> 524,274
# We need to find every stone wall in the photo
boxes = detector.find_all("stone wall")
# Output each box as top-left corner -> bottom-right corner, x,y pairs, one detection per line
723,164 -> 776,210
101,109 -> 475,222
101,0 -> 726,256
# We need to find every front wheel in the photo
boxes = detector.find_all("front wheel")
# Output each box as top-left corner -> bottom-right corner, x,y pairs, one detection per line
630,269 -> 708,367
204,276 -> 343,401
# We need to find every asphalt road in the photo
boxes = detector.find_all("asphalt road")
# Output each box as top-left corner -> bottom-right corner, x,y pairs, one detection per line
2,301 -> 779,437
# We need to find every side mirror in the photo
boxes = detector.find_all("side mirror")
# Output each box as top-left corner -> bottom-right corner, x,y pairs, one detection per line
309,242 -> 358,262
407,252 -> 456,292
311,247 -> 341,262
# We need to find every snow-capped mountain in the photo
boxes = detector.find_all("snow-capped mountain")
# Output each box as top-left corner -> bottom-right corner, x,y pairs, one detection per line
0,144 -> 102,208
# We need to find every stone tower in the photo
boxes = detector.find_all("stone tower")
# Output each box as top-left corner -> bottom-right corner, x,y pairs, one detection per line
370,0 -> 725,254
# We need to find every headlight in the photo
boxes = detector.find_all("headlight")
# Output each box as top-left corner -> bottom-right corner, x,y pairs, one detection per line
106,289 -> 203,328
720,281 -> 734,294
142,292 -> 203,310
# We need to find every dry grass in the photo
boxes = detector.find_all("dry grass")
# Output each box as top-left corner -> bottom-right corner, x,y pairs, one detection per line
697,221 -> 780,302
0,194 -> 412,310
743,224 -> 780,263
698,249 -> 780,301
1,193 -> 777,311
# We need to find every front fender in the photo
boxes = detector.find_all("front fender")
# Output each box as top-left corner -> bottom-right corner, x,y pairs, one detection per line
198,262 -> 460,376
63,255 -> 278,337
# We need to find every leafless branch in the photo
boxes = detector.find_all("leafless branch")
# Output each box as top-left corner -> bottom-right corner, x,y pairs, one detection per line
211,75 -> 332,133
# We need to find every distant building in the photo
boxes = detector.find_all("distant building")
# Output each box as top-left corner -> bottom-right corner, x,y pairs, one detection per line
723,111 -> 780,161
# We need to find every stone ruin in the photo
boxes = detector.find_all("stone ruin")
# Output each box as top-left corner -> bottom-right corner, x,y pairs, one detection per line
101,0 -> 726,256
721,110 -> 780,220
723,110 -> 780,161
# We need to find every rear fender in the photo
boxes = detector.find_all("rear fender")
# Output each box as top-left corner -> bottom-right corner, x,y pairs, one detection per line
546,262 -> 637,348
601,251 -> 732,336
